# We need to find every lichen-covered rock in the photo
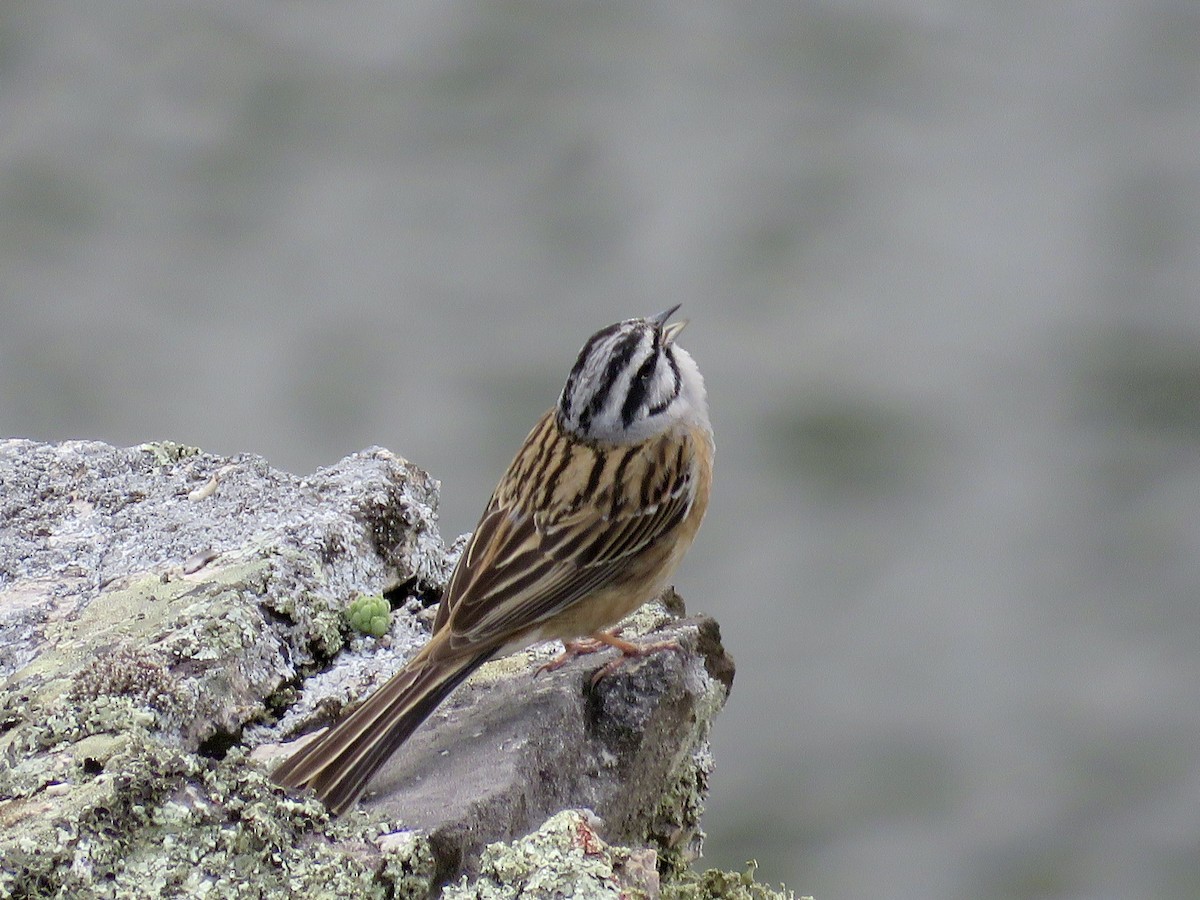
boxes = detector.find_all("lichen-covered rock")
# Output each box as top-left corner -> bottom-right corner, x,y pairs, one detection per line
322,594 -> 736,884
443,809 -> 660,899
0,439 -> 761,898
444,810 -> 800,900
0,440 -> 447,897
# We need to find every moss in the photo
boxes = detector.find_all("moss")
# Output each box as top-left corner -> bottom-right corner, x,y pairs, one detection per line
66,644 -> 193,729
0,728 -> 197,898
2,550 -> 349,755
347,594 -> 392,638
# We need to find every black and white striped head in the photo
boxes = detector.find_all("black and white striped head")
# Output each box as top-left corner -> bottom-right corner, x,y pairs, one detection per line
557,305 -> 709,444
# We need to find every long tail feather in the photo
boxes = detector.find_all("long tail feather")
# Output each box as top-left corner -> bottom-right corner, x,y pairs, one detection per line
272,648 -> 492,814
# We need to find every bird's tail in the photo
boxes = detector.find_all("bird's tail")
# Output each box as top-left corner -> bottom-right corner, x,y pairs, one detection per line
271,646 -> 492,814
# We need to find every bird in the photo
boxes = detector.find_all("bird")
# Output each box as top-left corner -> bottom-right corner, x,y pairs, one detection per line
271,306 -> 713,814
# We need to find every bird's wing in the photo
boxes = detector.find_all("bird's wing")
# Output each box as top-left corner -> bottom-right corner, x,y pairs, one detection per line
438,428 -> 698,650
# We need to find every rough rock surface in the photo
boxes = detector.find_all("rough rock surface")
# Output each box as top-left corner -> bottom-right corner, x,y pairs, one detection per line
0,439 -> 755,898
358,596 -> 731,882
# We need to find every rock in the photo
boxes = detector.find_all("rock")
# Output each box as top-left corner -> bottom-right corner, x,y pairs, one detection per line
355,595 -> 732,883
0,439 -> 446,747
0,439 -> 747,898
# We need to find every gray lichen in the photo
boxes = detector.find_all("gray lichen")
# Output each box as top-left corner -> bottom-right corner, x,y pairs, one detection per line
662,861 -> 803,900
444,811 -> 803,900
443,809 -> 659,900
1,729 -> 434,899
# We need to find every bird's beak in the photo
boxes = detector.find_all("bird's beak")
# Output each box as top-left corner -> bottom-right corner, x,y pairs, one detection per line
652,304 -> 687,343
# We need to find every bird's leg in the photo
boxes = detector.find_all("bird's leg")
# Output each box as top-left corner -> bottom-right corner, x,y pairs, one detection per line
535,627 -> 682,684
585,631 -> 682,685
536,628 -> 628,675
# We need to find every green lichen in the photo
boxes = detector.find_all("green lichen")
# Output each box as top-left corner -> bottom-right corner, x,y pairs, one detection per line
2,642 -> 436,898
647,741 -> 714,876
444,810 -> 653,900
347,594 -> 392,638
10,557 -> 273,704
0,731 -> 438,900
662,861 -> 803,900
443,811 -> 804,900
264,585 -> 346,660
0,546 -> 440,898
641,612 -> 732,875
377,829 -> 439,900
3,551 -> 345,758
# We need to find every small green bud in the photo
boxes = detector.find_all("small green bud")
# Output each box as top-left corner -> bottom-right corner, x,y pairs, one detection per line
347,594 -> 391,637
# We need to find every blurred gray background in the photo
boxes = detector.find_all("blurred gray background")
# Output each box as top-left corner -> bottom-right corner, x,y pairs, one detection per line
3,2 -> 1199,897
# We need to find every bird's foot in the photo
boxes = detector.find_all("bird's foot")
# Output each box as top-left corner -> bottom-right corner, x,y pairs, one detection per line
536,628 -> 628,675
586,633 -> 682,685
536,628 -> 682,684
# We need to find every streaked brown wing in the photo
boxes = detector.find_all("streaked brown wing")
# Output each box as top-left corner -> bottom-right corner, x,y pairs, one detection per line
436,504 -> 623,649
439,430 -> 697,648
